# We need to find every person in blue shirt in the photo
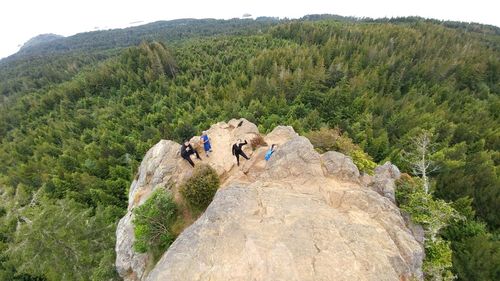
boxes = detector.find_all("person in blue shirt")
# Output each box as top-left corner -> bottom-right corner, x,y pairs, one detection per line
265,144 -> 277,161
200,131 -> 212,157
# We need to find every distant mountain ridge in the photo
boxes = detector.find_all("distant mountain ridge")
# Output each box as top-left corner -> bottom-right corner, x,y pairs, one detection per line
1,15 -> 499,98
19,33 -> 64,51
4,15 -> 499,64
4,18 -> 280,62
0,17 -> 280,97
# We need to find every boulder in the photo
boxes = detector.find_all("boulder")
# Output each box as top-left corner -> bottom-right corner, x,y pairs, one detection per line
116,121 -> 424,281
321,151 -> 360,181
375,162 -> 401,179
264,126 -> 299,145
228,118 -> 259,141
402,213 -> 425,245
263,136 -> 323,180
368,162 -> 401,203
127,140 -> 183,208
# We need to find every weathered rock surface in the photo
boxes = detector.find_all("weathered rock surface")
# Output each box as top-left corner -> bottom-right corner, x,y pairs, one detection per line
263,136 -> 323,180
403,213 -> 426,245
116,120 -> 424,281
115,212 -> 149,281
116,140 -> 184,281
148,181 -> 424,281
263,125 -> 298,145
322,151 -> 360,181
368,162 -> 402,203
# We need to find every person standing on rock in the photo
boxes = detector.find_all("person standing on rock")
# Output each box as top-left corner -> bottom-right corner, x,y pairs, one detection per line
232,139 -> 250,166
181,140 -> 201,167
200,131 -> 212,157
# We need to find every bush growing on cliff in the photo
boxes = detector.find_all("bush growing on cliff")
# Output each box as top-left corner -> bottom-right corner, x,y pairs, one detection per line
423,239 -> 455,281
306,127 -> 342,152
180,164 -> 220,214
396,175 -> 457,281
133,189 -> 179,257
349,150 -> 377,175
441,197 -> 500,281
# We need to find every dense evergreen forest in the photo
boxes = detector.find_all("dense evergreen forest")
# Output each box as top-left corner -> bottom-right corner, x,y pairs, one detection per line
0,16 -> 498,280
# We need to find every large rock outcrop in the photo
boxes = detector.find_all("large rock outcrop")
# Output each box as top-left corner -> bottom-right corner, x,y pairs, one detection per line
116,120 -> 424,281
115,119 -> 260,280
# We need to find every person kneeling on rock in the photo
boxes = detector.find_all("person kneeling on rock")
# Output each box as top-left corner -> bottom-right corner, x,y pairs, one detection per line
181,140 -> 201,167
265,144 -> 277,161
232,139 -> 249,166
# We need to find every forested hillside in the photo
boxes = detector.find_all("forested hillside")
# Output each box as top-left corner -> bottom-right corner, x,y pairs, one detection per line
0,17 -> 498,280
0,17 -> 279,99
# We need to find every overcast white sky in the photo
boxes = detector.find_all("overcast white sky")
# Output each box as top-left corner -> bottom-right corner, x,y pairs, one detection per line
0,0 -> 499,59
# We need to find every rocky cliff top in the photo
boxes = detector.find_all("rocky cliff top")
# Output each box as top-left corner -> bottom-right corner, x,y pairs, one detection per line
116,119 -> 424,281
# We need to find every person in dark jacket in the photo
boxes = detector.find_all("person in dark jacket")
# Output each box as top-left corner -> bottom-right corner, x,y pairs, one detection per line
232,139 -> 249,166
181,140 -> 201,167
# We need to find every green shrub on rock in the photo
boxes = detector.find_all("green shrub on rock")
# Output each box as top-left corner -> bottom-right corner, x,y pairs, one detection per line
349,149 -> 377,175
423,238 -> 454,281
180,164 -> 220,214
395,174 -> 423,207
132,189 -> 179,257
396,175 -> 458,281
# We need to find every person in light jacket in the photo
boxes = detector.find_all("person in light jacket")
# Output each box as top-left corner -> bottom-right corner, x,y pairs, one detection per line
200,131 -> 212,157
265,144 -> 277,161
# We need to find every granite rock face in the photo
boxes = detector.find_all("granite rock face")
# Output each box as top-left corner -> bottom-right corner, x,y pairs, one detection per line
147,181 -> 424,281
263,125 -> 299,145
263,136 -> 323,180
116,121 -> 424,281
115,140 -> 183,281
369,162 -> 402,203
322,151 -> 360,181
115,119 -> 261,280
